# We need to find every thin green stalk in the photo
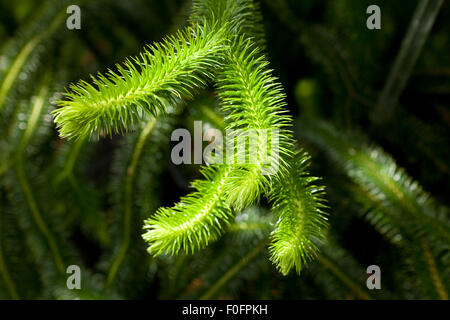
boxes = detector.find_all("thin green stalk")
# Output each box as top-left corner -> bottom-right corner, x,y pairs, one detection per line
106,118 -> 157,287
55,138 -> 86,184
199,104 -> 225,129
316,254 -> 372,300
420,240 -> 448,300
0,205 -> 20,300
14,73 -> 65,274
0,9 -> 65,111
15,160 -> 65,274
0,159 -> 13,177
168,254 -> 188,297
55,138 -> 89,231
199,240 -> 266,300
372,0 -> 444,125
227,222 -> 269,233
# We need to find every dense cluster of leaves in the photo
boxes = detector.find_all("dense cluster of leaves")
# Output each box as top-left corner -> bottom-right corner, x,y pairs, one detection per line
0,0 -> 448,300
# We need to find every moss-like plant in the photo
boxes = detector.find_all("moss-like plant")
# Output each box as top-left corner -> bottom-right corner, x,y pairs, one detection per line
53,0 -> 328,276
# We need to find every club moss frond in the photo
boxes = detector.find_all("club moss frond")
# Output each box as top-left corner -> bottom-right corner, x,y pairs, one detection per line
53,21 -> 228,140
53,0 -> 330,279
299,120 -> 450,297
217,37 -> 293,210
269,150 -> 328,275
142,165 -> 234,255
191,0 -> 265,49
299,120 -> 450,244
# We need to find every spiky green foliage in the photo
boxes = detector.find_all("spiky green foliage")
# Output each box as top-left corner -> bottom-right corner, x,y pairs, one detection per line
0,189 -> 41,299
216,37 -> 293,210
1,70 -> 88,298
0,0 -> 448,301
269,150 -> 328,275
299,120 -> 449,299
196,207 -> 271,299
48,0 -> 329,278
143,165 -> 234,255
191,0 -> 265,49
299,121 -> 450,245
53,22 -> 227,140
10,72 -> 66,274
154,207 -> 272,299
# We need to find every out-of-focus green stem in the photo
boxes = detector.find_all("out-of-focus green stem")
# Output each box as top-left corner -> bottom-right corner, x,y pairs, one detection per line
372,0 -> 444,125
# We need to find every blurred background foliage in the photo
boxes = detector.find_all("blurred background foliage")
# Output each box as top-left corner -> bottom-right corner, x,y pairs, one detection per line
0,0 -> 448,299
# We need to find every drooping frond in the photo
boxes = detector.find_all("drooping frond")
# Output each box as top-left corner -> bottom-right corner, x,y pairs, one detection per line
1,72 -> 79,297
142,2 -> 325,269
299,120 -> 449,298
269,150 -> 328,275
299,120 -> 450,244
143,165 -> 234,255
53,21 -> 228,140
216,37 -> 293,210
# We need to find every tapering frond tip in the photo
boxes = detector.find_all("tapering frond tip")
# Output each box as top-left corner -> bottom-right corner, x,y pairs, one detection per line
224,168 -> 267,211
52,94 -> 150,141
142,211 -> 229,256
142,217 -> 206,257
268,150 -> 329,275
52,22 -> 228,140
142,166 -> 234,256
269,236 -> 321,275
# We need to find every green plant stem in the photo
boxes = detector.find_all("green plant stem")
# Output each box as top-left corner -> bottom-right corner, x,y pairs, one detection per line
168,254 -> 187,297
199,239 -> 266,300
372,0 -> 444,125
316,254 -> 372,300
14,73 -> 65,274
199,104 -> 225,129
15,160 -> 65,274
106,118 -> 157,287
55,138 -> 86,184
227,222 -> 269,233
0,205 -> 20,299
420,240 -> 448,300
0,159 -> 13,177
0,9 -> 65,111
